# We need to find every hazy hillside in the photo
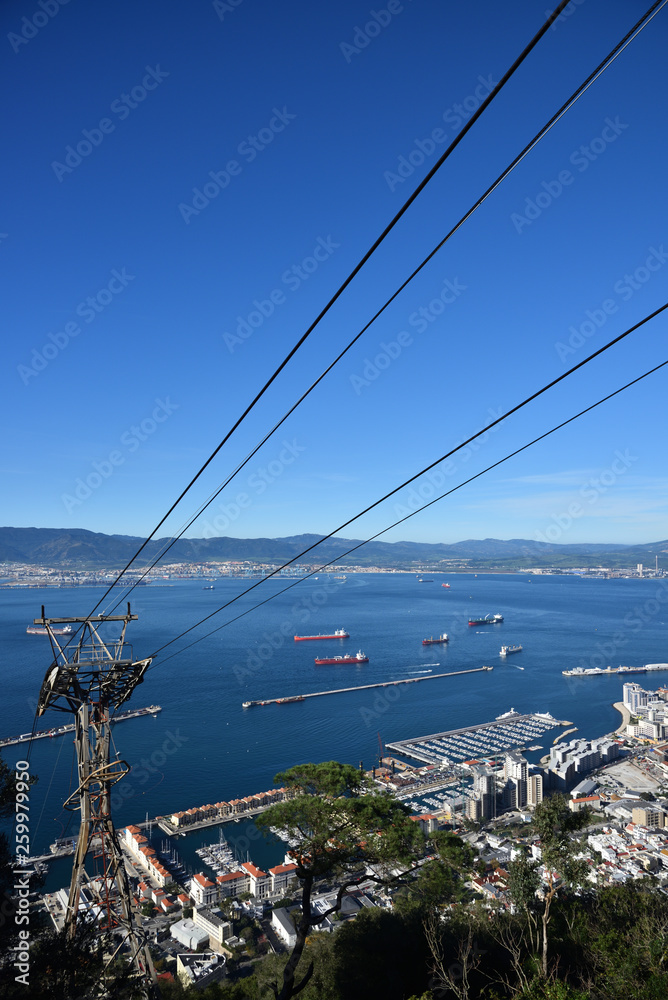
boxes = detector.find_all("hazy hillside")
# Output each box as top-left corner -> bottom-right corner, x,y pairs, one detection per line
1,527 -> 666,571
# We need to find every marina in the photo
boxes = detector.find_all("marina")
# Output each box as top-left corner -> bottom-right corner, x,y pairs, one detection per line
385,710 -> 569,767
242,665 -> 493,708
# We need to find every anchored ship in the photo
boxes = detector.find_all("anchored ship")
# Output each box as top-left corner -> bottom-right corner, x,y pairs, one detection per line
422,634 -> 449,645
469,614 -> 503,626
294,629 -> 349,641
500,645 -> 522,656
314,650 -> 368,665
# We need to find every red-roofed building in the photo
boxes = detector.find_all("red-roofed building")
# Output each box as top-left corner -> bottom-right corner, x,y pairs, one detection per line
269,862 -> 298,895
216,870 -> 248,899
241,861 -> 270,898
190,872 -> 218,906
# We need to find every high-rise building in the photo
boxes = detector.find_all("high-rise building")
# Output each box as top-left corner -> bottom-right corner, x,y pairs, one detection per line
504,751 -> 528,808
472,766 -> 497,819
527,773 -> 543,807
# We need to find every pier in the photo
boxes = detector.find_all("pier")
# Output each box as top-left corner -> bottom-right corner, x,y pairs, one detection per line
0,705 -> 162,749
241,666 -> 493,708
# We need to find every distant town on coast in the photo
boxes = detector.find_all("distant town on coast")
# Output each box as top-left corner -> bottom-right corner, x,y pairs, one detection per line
0,526 -> 665,584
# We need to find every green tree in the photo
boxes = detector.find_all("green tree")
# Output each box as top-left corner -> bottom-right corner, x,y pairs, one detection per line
256,761 -> 424,1000
508,853 -> 541,958
531,794 -> 590,977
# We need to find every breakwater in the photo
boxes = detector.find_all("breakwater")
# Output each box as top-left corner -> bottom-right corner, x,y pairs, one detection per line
0,705 -> 162,748
242,665 -> 493,708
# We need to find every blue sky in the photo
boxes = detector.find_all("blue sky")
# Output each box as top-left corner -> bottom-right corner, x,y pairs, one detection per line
2,0 -> 667,548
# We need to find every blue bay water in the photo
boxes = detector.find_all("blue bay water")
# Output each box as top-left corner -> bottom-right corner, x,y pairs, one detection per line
2,572 -> 668,886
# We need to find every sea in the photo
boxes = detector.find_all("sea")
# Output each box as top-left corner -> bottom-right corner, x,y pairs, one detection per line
2,571 -> 667,892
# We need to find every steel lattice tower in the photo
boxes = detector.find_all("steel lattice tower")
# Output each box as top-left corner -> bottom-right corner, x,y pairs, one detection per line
36,604 -> 158,998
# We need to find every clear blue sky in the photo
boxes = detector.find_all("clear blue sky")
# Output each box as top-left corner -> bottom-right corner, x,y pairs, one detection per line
2,0 -> 667,548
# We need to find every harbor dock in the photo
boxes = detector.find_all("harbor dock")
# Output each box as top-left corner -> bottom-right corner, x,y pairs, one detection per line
241,665 -> 493,708
0,705 -> 162,749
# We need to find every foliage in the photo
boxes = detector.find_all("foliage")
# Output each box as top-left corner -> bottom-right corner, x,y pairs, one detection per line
530,793 -> 591,977
256,761 -> 425,999
514,977 -> 589,999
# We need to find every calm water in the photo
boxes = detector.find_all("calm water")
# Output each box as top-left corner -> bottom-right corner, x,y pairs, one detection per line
2,572 -> 668,886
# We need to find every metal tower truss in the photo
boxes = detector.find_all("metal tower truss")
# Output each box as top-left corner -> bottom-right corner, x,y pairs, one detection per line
35,604 -> 158,997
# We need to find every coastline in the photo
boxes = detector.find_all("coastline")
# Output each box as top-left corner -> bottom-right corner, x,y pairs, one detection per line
613,701 -> 631,735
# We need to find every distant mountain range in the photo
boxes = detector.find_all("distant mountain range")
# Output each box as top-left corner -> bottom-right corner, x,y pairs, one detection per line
0,527 -> 666,571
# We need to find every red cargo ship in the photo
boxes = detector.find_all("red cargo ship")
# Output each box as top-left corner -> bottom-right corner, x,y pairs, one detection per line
294,629 -> 349,641
314,651 -> 368,665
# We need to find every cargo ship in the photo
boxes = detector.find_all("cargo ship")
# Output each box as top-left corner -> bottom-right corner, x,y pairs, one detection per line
294,629 -> 349,641
441,583 -> 451,588
314,650 -> 368,665
469,614 -> 503,626
562,663 -> 668,677
500,645 -> 522,656
26,624 -> 73,636
422,634 -> 449,645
